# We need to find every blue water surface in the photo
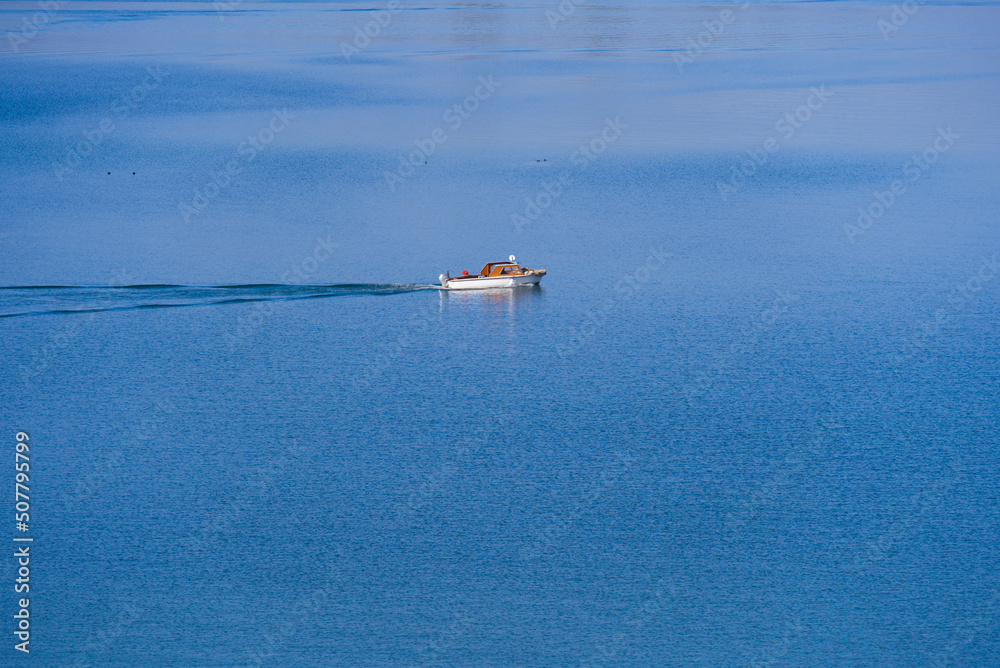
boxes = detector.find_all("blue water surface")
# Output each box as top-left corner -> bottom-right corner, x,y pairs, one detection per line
1,1 -> 999,666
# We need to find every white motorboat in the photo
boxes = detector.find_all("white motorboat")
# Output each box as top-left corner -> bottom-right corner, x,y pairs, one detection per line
439,255 -> 546,290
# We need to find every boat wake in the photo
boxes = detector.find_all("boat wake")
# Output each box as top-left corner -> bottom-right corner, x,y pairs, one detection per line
0,283 -> 442,319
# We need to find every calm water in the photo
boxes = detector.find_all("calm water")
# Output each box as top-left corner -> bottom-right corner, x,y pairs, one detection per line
2,1 -> 999,665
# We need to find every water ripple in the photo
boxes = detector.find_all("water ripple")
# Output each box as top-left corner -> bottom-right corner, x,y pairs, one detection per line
0,283 -> 441,318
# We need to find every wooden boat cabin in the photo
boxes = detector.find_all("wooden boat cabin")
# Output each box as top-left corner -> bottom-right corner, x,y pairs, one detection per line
477,261 -> 525,277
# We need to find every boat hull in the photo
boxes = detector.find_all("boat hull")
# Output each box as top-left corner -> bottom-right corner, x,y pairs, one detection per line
441,274 -> 542,290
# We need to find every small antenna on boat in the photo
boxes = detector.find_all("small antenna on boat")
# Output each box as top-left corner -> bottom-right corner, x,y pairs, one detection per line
509,254 -> 516,263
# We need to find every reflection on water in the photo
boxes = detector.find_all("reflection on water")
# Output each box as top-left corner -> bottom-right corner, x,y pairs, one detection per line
439,285 -> 544,342
439,284 -> 543,310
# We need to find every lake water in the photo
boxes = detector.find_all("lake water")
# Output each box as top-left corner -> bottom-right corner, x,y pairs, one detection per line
2,1 -> 999,665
